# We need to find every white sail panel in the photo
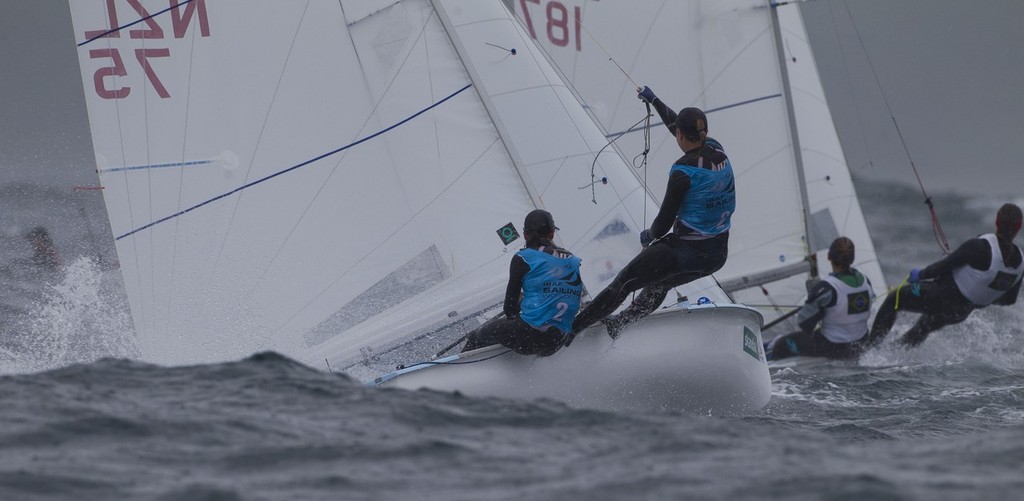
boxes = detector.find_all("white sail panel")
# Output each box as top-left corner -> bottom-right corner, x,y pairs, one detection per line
776,4 -> 885,290
70,0 -> 541,364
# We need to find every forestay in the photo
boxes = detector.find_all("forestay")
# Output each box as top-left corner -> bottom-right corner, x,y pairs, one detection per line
69,0 -> 730,366
508,0 -> 885,325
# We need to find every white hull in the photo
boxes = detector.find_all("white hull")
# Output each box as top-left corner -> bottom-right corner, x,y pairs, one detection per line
376,304 -> 771,416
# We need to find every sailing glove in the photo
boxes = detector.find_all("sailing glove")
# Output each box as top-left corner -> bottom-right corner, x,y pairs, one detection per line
908,268 -> 921,283
639,229 -> 654,247
637,86 -> 657,104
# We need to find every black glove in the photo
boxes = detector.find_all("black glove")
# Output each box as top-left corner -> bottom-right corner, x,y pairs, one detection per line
639,229 -> 654,247
637,86 -> 657,104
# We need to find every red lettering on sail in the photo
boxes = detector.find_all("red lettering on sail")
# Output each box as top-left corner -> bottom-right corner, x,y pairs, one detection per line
135,48 -> 171,98
90,49 -> 131,99
127,0 -> 164,39
83,0 -> 121,40
171,0 -> 211,38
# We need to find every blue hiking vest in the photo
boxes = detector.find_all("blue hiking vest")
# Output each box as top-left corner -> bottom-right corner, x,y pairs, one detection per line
517,248 -> 583,334
669,157 -> 736,237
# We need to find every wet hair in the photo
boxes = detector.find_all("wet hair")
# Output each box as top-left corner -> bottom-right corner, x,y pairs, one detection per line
827,236 -> 855,269
674,107 -> 708,143
523,209 -> 558,247
995,203 -> 1022,240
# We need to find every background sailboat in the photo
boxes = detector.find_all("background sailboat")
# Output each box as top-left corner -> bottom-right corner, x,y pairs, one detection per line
69,0 -> 769,413
508,0 -> 887,333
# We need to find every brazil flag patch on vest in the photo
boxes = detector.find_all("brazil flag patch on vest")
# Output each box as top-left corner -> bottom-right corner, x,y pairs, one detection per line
989,271 -> 1017,291
847,290 -> 871,314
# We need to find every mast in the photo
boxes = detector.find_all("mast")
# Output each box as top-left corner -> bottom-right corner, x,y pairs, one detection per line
768,0 -> 817,278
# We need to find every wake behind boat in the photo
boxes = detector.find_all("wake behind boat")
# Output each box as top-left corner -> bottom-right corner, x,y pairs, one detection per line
377,303 -> 770,415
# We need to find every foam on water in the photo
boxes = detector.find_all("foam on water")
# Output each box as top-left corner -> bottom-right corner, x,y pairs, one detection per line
1,257 -> 136,374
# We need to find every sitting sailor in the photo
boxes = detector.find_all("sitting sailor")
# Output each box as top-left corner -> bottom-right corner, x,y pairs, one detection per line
868,203 -> 1023,348
461,209 -> 583,356
767,237 -> 875,360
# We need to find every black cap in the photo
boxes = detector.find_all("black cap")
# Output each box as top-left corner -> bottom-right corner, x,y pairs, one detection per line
674,107 -> 708,141
523,209 -> 558,233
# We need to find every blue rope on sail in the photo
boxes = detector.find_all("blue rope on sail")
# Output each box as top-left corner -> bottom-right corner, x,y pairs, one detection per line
115,83 -> 474,241
77,0 -> 196,46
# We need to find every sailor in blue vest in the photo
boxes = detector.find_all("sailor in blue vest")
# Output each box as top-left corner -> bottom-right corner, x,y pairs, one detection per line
461,209 -> 583,356
766,237 -> 875,361
570,87 -> 734,340
869,203 -> 1023,348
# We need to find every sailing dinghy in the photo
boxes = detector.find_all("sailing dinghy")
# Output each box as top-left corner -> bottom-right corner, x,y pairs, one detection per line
69,0 -> 769,415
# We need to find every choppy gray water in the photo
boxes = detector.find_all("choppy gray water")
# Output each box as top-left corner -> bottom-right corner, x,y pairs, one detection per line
1,179 -> 1022,500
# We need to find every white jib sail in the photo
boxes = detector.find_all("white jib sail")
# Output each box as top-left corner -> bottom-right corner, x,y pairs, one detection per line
69,0 -> 731,366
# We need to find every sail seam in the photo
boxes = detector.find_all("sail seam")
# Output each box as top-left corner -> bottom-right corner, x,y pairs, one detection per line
114,82 -> 473,240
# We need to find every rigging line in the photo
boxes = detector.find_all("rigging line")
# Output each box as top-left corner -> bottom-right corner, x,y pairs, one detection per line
78,0 -> 195,46
270,137 -> 503,335
210,1 -> 312,271
825,0 -> 872,171
605,93 -> 783,138
244,3 -> 438,296
142,34 -> 158,329
639,102 -> 652,226
840,0 -> 950,254
567,3 -> 638,89
585,112 -> 650,204
498,19 -> 636,214
167,18 -> 200,347
114,83 -> 473,241
97,24 -> 149,331
609,0 -> 667,126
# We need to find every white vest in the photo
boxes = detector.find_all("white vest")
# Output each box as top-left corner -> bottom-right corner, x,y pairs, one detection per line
820,272 -> 874,343
953,233 -> 1024,306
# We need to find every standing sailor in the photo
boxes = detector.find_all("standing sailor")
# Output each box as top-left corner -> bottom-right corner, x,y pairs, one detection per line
462,210 -> 583,356
766,237 -> 875,360
869,203 -> 1023,347
570,86 -> 734,339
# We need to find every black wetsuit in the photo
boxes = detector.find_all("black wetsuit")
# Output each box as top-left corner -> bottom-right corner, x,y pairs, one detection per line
461,239 -> 575,356
869,236 -> 1022,347
571,100 -> 730,337
768,270 -> 872,360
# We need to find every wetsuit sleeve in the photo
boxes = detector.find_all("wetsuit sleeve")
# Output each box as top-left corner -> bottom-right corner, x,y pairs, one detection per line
648,170 -> 692,237
503,255 -> 529,318
796,281 -> 836,334
919,238 -> 990,280
651,98 -> 678,135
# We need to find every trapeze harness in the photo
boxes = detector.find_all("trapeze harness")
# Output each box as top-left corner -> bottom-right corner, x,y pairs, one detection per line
669,146 -> 735,240
952,233 -> 1024,306
517,247 -> 583,334
819,272 -> 874,343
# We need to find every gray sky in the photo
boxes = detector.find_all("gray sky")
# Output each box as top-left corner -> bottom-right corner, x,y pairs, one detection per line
1,0 -> 1021,196
0,0 -> 95,187
801,0 -> 1024,197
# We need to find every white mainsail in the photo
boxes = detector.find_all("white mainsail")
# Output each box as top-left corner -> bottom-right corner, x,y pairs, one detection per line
509,0 -> 886,326
68,0 -> 732,367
